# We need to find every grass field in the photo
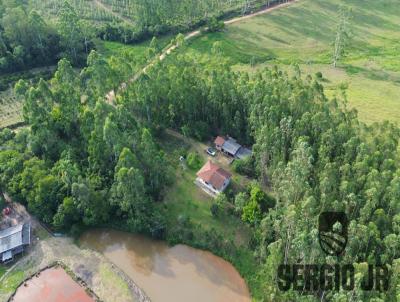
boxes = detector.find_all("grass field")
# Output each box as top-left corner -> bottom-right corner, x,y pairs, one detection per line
159,131 -> 251,246
0,266 -> 6,279
0,88 -> 23,129
187,0 -> 400,124
95,35 -> 173,59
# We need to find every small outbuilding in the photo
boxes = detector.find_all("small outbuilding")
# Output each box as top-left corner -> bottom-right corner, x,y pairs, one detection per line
0,223 -> 31,263
214,136 -> 252,159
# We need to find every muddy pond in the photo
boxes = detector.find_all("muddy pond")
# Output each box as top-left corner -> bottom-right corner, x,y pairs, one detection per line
80,229 -> 250,302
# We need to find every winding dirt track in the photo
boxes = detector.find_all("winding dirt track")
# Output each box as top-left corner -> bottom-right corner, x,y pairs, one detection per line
106,0 -> 298,102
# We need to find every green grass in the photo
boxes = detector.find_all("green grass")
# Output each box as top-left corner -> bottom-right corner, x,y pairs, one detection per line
0,269 -> 24,294
186,0 -> 400,124
0,88 -> 23,129
95,35 -> 173,59
0,266 -> 6,279
159,131 -> 251,246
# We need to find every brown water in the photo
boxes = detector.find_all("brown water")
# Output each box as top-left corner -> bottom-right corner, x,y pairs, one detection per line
80,229 -> 251,302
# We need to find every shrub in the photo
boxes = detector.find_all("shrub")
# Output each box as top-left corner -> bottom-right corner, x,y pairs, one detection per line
315,71 -> 323,79
232,156 -> 255,177
186,152 -> 202,170
206,17 -> 225,32
210,203 -> 219,217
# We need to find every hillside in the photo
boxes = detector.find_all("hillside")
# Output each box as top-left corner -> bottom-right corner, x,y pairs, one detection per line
188,0 -> 400,124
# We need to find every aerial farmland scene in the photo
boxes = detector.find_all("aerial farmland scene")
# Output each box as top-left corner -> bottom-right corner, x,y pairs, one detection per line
0,0 -> 399,301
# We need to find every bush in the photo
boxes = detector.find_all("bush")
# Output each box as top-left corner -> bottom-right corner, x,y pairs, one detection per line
315,71 -> 323,79
206,17 -> 225,32
232,156 -> 255,177
186,152 -> 202,170
210,203 -> 219,217
0,194 -> 5,211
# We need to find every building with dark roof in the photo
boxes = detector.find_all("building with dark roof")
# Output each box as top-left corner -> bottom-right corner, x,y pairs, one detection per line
214,136 -> 252,159
0,223 -> 30,263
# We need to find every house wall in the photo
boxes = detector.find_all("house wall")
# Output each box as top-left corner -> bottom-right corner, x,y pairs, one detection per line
197,178 -> 221,195
221,148 -> 235,157
220,178 -> 231,192
196,178 -> 231,195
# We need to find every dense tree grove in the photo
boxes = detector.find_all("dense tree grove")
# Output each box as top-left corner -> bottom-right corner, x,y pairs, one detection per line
121,50 -> 400,301
1,34 -> 399,300
0,0 -> 92,74
32,0 -> 289,45
0,50 -> 170,236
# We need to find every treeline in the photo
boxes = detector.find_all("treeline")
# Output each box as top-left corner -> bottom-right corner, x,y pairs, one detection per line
1,43 -> 399,300
122,49 -> 400,301
0,51 -> 169,236
99,0 -> 288,43
0,0 -> 93,74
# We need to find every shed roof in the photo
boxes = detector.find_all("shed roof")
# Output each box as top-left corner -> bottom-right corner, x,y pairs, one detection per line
214,136 -> 225,146
236,147 -> 252,160
0,223 -> 30,254
222,138 -> 241,155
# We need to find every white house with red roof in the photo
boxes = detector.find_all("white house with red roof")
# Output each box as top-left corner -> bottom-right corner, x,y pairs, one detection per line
196,160 -> 232,196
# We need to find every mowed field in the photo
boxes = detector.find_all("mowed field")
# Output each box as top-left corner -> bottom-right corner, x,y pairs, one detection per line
0,89 -> 23,129
187,0 -> 400,124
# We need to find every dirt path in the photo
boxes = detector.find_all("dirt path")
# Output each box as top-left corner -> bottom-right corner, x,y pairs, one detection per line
93,0 -> 135,26
106,0 -> 298,103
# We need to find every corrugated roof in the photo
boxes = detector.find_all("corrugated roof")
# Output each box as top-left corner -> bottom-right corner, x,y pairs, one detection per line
222,138 -> 241,155
0,224 -> 30,254
236,147 -> 252,160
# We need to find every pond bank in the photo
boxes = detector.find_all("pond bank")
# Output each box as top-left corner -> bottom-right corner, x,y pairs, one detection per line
0,236 -> 146,302
80,229 -> 251,302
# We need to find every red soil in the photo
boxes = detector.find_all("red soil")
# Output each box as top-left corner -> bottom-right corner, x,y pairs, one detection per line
12,267 -> 94,302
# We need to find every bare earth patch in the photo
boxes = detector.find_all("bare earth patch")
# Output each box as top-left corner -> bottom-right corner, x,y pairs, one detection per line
0,236 -> 137,302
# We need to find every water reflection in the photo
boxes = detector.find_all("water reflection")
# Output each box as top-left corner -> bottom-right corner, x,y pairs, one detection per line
80,229 -> 250,302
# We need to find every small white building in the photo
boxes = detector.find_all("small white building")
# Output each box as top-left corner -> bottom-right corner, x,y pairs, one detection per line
196,160 -> 232,196
0,223 -> 31,263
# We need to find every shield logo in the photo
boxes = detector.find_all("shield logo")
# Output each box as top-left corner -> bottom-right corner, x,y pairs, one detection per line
318,212 -> 348,256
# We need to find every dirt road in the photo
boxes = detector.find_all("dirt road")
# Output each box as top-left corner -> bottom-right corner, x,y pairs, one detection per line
106,0 -> 298,103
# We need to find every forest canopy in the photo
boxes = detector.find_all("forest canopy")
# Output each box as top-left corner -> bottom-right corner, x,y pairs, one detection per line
1,45 -> 399,300
0,0 -> 93,74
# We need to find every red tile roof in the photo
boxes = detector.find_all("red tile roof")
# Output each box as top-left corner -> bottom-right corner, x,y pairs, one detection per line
214,136 -> 225,146
196,161 -> 232,190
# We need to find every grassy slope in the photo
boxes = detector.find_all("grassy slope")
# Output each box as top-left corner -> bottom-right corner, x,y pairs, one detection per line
0,88 -> 23,129
158,131 -> 262,297
187,0 -> 400,124
95,35 -> 173,59
159,131 -> 251,246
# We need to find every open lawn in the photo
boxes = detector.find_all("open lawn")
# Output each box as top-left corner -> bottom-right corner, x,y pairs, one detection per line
0,266 -> 6,279
159,130 -> 251,246
0,88 -> 23,129
95,35 -> 174,59
187,0 -> 400,124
